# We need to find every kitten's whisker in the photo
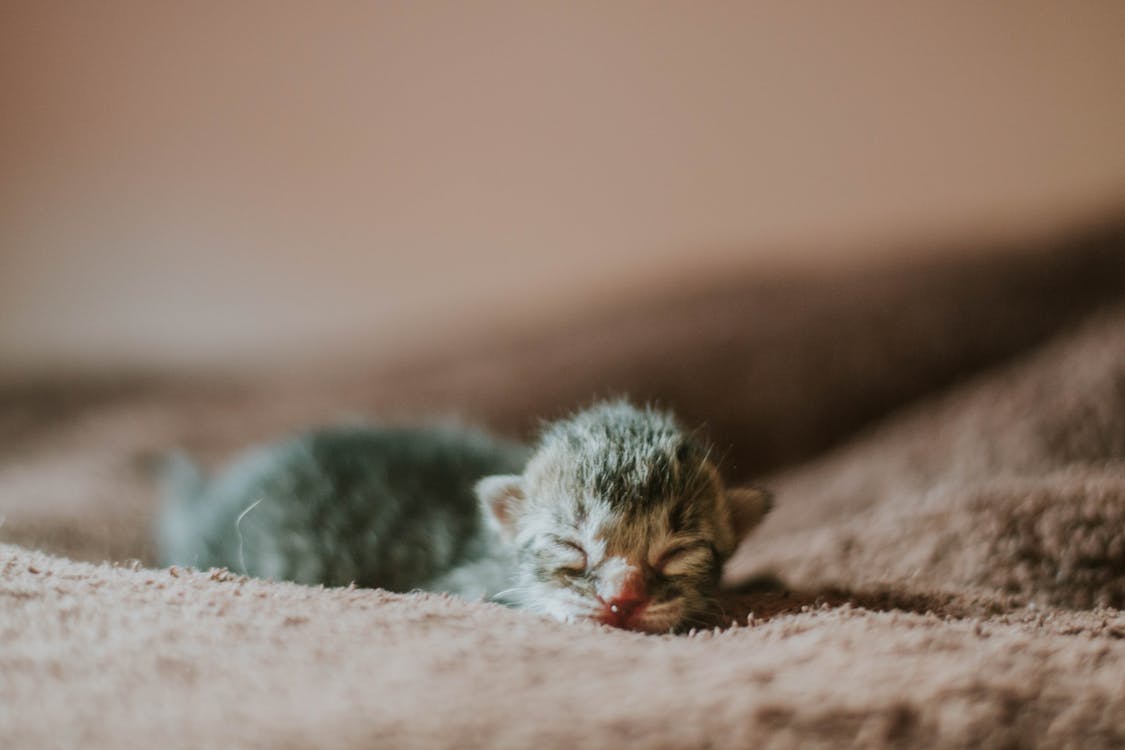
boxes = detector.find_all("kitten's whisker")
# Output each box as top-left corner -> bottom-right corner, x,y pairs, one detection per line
489,587 -> 526,602
234,497 -> 265,576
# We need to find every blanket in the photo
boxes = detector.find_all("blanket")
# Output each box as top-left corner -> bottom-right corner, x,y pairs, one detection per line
2,221 -> 1124,748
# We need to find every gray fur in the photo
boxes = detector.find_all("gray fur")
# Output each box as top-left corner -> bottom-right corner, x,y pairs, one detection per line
157,423 -> 529,596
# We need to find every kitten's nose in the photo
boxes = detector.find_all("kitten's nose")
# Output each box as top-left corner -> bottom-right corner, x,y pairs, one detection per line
603,593 -> 648,627
596,562 -> 648,628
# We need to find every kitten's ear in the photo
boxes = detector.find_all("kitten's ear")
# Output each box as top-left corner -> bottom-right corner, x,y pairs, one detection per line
475,475 -> 527,541
725,486 -> 774,540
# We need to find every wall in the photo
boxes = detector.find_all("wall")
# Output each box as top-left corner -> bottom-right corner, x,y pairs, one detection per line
2,2 -> 1124,372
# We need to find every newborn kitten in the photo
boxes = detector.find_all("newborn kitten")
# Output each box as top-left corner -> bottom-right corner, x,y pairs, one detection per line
157,401 -> 771,633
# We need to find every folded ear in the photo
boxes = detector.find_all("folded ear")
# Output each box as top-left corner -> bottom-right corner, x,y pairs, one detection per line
475,475 -> 527,541
725,486 -> 774,540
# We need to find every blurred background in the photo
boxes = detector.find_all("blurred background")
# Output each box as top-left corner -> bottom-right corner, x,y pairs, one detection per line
3,1 -> 1125,376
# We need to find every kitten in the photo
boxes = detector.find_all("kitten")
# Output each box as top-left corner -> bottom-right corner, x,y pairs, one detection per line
157,401 -> 771,633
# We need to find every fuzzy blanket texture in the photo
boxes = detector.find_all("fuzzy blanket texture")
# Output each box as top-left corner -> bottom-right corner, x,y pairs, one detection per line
2,223 -> 1125,749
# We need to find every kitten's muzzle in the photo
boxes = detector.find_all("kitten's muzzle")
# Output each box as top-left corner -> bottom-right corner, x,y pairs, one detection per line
594,561 -> 651,629
596,572 -> 649,629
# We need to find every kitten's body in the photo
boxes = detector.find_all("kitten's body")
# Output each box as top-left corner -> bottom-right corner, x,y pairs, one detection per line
158,402 -> 771,632
158,425 -> 529,600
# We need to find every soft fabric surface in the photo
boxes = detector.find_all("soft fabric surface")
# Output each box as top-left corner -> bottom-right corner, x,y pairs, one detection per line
2,222 -> 1125,748
2,545 -> 1123,749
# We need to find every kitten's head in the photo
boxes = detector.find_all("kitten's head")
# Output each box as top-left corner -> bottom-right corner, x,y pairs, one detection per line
476,401 -> 771,633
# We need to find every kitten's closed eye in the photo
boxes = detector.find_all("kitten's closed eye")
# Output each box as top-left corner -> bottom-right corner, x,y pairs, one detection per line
653,540 -> 712,576
549,536 -> 588,573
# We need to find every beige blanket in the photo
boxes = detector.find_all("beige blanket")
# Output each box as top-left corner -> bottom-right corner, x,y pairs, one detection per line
2,223 -> 1124,748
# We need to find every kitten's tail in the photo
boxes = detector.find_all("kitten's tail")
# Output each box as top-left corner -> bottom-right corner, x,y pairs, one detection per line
152,451 -> 208,567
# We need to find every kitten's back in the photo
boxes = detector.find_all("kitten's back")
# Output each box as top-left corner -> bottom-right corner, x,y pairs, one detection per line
156,423 -> 529,589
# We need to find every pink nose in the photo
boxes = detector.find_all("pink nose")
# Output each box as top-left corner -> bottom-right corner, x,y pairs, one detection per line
600,593 -> 648,628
